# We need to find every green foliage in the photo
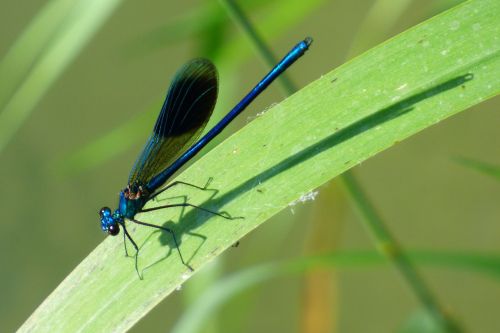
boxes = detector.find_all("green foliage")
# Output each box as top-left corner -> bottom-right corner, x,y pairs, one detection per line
172,251 -> 500,333
454,156 -> 500,180
18,0 -> 500,332
400,309 -> 452,333
0,0 -> 123,153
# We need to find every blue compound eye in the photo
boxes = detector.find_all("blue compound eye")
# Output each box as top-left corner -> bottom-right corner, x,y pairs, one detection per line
100,206 -> 119,235
99,207 -> 112,217
107,223 -> 120,236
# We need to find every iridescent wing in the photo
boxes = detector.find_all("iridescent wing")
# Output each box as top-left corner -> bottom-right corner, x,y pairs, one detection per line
128,59 -> 218,188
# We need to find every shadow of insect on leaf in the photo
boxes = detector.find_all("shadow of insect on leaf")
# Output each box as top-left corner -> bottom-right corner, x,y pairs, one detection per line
195,73 -> 475,217
137,177 -> 244,275
135,73 -> 474,276
140,222 -> 208,274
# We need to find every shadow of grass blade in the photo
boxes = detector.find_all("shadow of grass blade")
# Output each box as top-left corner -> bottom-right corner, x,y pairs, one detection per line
0,0 -> 124,153
18,1 -> 500,332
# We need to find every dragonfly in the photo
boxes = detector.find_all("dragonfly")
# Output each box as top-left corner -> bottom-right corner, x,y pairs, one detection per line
99,37 -> 312,277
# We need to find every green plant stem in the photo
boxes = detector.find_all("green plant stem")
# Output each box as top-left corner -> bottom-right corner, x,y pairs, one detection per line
339,172 -> 459,332
219,0 -> 295,93
221,0 -> 459,331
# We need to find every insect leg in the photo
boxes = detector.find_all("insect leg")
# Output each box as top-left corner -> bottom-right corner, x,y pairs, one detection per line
140,203 -> 234,220
150,177 -> 214,200
121,222 -> 142,279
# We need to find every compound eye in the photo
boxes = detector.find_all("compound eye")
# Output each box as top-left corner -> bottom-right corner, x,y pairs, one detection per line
99,207 -> 111,217
107,224 -> 120,236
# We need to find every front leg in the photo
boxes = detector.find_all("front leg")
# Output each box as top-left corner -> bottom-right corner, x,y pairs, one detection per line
120,222 -> 143,279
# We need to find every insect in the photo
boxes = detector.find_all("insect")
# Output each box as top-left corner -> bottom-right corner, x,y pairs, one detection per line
99,37 -> 312,277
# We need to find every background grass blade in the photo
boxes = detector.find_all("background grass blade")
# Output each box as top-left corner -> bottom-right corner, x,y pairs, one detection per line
0,0 -> 73,112
18,1 -> 500,332
171,250 -> 500,333
454,156 -> 500,180
0,0 -> 123,153
344,0 -> 414,59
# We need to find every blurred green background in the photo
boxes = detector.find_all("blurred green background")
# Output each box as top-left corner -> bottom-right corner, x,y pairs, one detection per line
1,0 -> 499,332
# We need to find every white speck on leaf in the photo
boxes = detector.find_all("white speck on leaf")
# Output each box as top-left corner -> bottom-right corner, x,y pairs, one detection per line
450,20 -> 460,30
289,190 -> 319,207
396,83 -> 408,91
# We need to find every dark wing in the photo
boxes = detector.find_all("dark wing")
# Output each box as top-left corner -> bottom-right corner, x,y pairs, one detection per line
128,59 -> 218,187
